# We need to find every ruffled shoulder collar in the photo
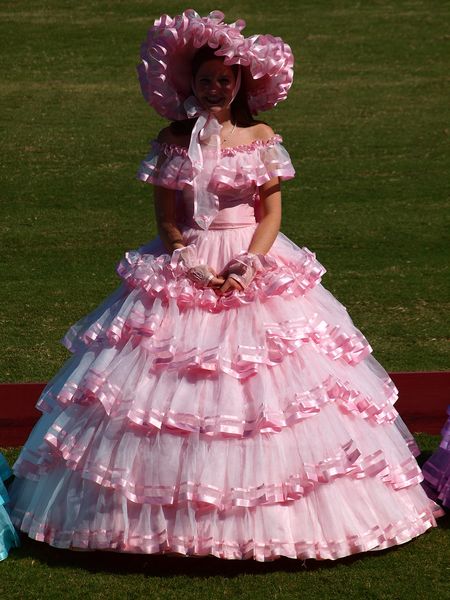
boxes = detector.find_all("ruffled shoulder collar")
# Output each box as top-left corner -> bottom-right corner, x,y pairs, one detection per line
156,135 -> 284,158
138,134 -> 294,190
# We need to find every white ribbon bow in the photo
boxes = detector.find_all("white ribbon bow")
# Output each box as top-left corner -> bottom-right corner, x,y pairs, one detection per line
184,96 -> 222,230
183,67 -> 242,230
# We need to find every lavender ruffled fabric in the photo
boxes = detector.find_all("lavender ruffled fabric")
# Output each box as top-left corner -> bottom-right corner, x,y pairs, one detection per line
422,406 -> 450,508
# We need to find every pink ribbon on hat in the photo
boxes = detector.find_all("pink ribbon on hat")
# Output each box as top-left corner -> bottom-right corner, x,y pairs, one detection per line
184,68 -> 241,230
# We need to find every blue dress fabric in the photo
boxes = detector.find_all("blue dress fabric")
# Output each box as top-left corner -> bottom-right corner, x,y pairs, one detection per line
0,454 -> 20,560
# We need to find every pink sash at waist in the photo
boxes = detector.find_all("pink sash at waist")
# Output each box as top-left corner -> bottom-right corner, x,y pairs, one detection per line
180,190 -> 258,230
208,219 -> 256,230
182,217 -> 257,230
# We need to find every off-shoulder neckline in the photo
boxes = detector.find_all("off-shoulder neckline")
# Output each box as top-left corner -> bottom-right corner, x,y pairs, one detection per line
155,134 -> 283,157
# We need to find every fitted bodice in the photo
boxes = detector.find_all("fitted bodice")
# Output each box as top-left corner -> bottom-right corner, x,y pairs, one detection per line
137,134 -> 295,230
179,185 -> 258,229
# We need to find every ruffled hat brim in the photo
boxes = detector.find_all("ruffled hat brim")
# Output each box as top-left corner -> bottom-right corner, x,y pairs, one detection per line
138,9 -> 294,121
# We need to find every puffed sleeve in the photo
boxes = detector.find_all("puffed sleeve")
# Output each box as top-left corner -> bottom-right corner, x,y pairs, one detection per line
137,141 -> 193,189
215,135 -> 295,188
254,135 -> 295,185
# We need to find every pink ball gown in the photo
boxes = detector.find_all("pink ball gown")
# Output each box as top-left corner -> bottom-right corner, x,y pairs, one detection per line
9,135 -> 442,561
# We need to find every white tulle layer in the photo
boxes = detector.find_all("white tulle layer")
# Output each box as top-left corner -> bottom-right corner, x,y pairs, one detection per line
33,350 -> 400,439
10,226 -> 440,559
10,469 -> 437,561
63,229 -> 372,380
14,400 -> 424,507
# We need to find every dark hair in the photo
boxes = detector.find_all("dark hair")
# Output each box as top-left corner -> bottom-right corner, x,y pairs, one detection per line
170,45 -> 256,137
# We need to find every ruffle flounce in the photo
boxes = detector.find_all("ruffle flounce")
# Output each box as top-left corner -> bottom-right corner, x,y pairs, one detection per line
61,246 -> 373,380
34,347 -> 400,441
422,405 -> 450,508
14,398 -> 425,506
116,242 -> 323,312
138,10 -> 294,120
0,455 -> 20,560
10,227 -> 438,559
11,374 -> 437,560
10,464 -> 438,560
137,136 -> 295,190
49,233 -> 402,444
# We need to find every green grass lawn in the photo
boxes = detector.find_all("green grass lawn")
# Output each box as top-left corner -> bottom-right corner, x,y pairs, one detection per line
1,0 -> 449,382
0,1 -> 449,598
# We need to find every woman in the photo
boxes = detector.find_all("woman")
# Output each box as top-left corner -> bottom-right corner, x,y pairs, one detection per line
9,9 -> 442,561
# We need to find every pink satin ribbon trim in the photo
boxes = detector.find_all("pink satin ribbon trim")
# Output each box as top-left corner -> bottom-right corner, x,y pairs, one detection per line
152,135 -> 284,158
137,135 -> 295,192
204,220 -> 257,229
12,503 -> 439,561
15,428 -> 426,511
68,316 -> 370,377
37,370 -> 399,438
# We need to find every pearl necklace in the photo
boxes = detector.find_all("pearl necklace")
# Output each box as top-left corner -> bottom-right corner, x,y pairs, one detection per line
221,123 -> 237,145
202,123 -> 237,148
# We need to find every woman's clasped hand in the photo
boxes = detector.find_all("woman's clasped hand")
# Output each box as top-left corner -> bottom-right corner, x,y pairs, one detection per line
178,244 -> 261,293
178,246 -> 269,295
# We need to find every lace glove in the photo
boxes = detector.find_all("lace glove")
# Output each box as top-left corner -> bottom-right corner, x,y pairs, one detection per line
186,264 -> 216,287
225,252 -> 264,289
171,245 -> 218,287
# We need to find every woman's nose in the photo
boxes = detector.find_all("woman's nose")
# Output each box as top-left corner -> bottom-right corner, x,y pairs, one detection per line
208,79 -> 220,92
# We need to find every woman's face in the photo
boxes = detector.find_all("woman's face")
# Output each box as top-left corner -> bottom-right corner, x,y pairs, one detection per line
193,59 -> 236,114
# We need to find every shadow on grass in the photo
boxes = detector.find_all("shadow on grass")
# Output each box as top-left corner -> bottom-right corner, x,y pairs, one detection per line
9,514 -> 449,579
416,451 -> 433,467
436,506 -> 450,529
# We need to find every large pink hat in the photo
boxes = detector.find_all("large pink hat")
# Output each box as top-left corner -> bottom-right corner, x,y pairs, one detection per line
138,9 -> 294,121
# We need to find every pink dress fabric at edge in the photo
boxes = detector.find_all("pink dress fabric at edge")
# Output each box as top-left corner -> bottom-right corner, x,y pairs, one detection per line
8,135 -> 443,561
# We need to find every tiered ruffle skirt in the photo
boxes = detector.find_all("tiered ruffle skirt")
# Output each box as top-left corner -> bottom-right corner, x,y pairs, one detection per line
9,227 -> 442,560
